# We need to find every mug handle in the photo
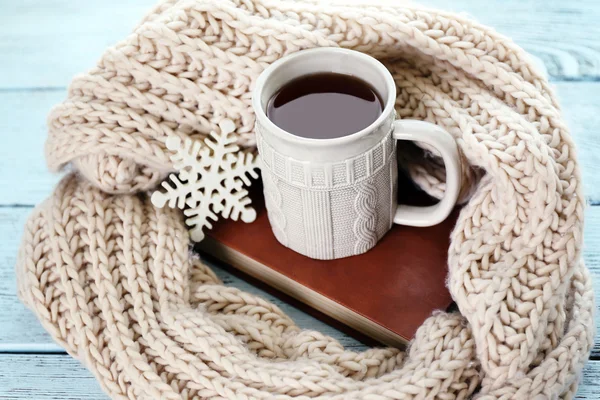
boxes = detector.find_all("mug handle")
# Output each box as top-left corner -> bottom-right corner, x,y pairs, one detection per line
392,120 -> 461,227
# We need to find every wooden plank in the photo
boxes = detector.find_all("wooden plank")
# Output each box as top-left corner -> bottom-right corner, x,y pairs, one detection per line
558,83 -> 600,205
1,81 -> 598,206
577,360 -> 600,399
0,90 -> 62,206
0,354 -> 598,399
0,355 -> 107,400
0,207 -> 366,352
0,208 -> 58,351
0,0 -> 599,89
0,0 -> 154,89
2,202 -> 600,354
584,205 -> 600,358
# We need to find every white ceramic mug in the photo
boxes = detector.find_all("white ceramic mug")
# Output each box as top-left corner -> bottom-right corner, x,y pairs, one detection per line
253,48 -> 461,260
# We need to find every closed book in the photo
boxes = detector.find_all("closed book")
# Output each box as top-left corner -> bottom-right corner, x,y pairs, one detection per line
197,177 -> 456,347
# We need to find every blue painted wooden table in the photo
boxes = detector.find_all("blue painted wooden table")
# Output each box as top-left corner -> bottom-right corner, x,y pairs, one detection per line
1,1 -> 599,398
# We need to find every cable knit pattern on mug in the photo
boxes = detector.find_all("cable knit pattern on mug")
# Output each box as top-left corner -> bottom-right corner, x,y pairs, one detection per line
263,170 -> 288,246
17,0 -> 595,398
353,180 -> 379,255
256,120 -> 396,259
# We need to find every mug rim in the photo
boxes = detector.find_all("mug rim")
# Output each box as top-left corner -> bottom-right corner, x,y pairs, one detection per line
252,47 -> 396,148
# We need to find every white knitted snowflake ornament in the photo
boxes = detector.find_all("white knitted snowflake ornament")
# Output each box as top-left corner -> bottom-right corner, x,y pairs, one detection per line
151,119 -> 259,241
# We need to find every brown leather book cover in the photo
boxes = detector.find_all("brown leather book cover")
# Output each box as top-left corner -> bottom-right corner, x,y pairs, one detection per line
197,175 -> 456,347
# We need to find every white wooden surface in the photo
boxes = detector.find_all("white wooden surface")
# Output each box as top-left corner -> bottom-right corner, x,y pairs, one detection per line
1,0 -> 599,399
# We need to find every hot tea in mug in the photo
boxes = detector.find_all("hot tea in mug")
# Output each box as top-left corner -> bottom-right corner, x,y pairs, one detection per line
266,73 -> 383,139
253,48 -> 461,260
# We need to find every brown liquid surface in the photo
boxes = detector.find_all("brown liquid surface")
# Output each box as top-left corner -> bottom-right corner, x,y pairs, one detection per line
266,73 -> 383,139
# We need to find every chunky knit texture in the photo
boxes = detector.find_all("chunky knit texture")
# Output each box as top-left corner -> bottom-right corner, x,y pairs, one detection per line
18,0 -> 594,398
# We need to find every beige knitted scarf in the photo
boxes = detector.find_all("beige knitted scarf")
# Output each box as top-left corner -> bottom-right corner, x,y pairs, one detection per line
17,0 -> 594,398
